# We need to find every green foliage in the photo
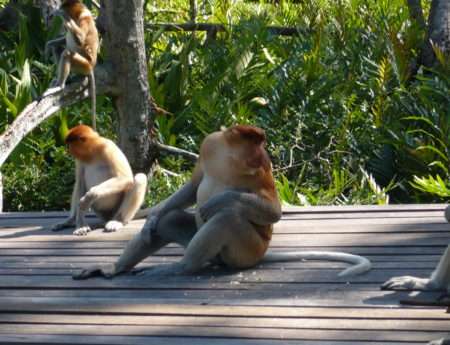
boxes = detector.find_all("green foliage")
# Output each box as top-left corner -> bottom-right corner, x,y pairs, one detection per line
411,175 -> 450,198
3,147 -> 74,211
1,0 -> 450,210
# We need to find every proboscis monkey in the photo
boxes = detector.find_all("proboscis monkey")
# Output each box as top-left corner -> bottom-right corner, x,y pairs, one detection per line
52,125 -> 147,236
73,125 -> 371,279
381,244 -> 450,293
44,0 -> 99,129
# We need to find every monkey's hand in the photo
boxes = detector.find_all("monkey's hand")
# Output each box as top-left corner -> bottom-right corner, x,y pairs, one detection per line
79,191 -> 96,211
51,217 -> 75,231
73,263 -> 117,280
381,276 -> 438,291
199,191 -> 242,222
64,18 -> 76,31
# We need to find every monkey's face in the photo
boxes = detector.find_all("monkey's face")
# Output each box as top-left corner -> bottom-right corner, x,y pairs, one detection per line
224,126 -> 268,173
65,125 -> 96,162
67,137 -> 88,160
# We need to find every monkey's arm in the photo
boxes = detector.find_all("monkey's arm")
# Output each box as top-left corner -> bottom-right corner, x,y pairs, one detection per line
64,18 -> 86,45
199,190 -> 281,226
142,179 -> 199,234
52,163 -> 86,231
143,163 -> 202,227
382,245 -> 450,291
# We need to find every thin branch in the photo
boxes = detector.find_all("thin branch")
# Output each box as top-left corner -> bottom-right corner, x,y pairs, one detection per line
146,22 -> 306,36
156,142 -> 198,162
0,65 -> 114,167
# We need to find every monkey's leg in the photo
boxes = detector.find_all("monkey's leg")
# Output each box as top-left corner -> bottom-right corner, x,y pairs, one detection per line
104,173 -> 148,233
73,210 -> 197,280
43,49 -> 72,97
199,190 -> 281,226
163,209 -> 265,275
73,177 -> 132,236
79,177 -> 133,210
382,245 -> 450,291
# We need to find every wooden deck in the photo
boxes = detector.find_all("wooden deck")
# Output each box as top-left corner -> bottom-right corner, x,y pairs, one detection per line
0,204 -> 449,344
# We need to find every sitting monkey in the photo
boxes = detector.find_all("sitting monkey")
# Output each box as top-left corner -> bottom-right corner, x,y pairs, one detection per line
74,125 -> 371,279
52,125 -> 147,235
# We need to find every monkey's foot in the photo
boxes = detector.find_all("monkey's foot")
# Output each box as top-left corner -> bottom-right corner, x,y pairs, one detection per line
73,226 -> 92,236
73,263 -> 117,280
42,85 -> 63,97
381,276 -> 434,291
104,220 -> 124,232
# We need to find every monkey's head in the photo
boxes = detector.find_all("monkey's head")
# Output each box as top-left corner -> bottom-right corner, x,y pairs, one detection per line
60,0 -> 84,18
223,125 -> 270,172
65,124 -> 99,162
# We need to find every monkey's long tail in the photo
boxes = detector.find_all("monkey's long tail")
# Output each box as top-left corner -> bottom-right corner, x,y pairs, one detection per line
89,70 -> 96,131
263,251 -> 372,277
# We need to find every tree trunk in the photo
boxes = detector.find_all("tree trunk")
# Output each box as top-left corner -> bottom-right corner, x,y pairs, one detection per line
422,0 -> 450,67
35,0 -> 61,27
102,1 -> 155,173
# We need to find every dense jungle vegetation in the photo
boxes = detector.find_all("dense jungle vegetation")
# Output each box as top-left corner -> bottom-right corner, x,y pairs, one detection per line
1,0 -> 449,211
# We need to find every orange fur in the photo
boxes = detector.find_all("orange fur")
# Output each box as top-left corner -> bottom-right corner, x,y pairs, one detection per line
65,124 -> 102,163
62,0 -> 84,19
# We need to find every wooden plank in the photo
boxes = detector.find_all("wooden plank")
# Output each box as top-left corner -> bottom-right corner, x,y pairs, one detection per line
0,298 -> 446,318
0,254 -> 441,264
0,204 -> 444,219
0,334 -> 415,345
0,260 -> 438,272
1,204 -> 445,219
3,220 -> 450,236
0,232 -> 448,253
0,268 -> 436,289
282,204 -> 447,213
0,207 -> 447,345
2,221 -> 449,243
0,289 -> 443,307
0,323 -> 447,342
0,246 -> 445,256
282,211 -> 445,220
2,221 -> 450,234
277,222 -> 450,233
1,313 -> 449,331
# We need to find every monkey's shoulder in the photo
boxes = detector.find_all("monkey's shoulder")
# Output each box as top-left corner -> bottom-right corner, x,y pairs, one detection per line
96,139 -> 133,176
